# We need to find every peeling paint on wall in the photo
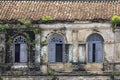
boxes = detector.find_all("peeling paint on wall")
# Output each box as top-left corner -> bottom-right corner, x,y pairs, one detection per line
35,34 -> 41,63
78,44 -> 86,63
41,46 -> 47,63
67,44 -> 73,62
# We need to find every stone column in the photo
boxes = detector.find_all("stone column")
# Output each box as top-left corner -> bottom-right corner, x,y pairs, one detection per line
0,33 -> 5,63
35,34 -> 41,63
72,30 -> 79,63
114,29 -> 120,62
40,45 -> 48,74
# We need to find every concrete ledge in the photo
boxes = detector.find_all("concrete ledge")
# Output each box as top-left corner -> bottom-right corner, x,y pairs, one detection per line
0,75 -> 119,80
48,63 -> 73,72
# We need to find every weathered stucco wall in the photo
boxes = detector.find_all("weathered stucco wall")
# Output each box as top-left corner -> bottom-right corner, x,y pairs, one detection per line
39,23 -> 114,62
35,34 -> 41,63
115,29 -> 120,62
36,23 -> 117,72
1,23 -> 120,72
0,33 -> 5,63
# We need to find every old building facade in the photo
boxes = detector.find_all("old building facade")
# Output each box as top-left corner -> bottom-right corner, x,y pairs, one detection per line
0,1 -> 120,76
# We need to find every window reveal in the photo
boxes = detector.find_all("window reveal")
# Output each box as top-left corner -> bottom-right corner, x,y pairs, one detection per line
87,34 -> 104,63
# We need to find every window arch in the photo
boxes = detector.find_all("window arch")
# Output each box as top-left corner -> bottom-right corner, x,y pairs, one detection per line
48,34 -> 65,62
14,36 -> 26,44
13,36 -> 27,63
87,33 -> 104,63
87,33 -> 104,42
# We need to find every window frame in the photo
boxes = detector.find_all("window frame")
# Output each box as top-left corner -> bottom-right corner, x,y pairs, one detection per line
13,35 -> 28,63
48,34 -> 65,63
87,33 -> 104,63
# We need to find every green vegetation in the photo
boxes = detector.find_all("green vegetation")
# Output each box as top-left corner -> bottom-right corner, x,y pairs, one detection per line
41,40 -> 47,46
47,68 -> 54,76
7,37 -> 13,45
42,16 -> 52,22
47,68 -> 59,80
4,19 -> 41,45
111,15 -> 120,32
18,19 -> 31,26
0,77 -> 3,80
23,32 -> 31,44
52,76 -> 59,80
0,24 -> 9,31
32,28 -> 39,34
110,71 -> 120,75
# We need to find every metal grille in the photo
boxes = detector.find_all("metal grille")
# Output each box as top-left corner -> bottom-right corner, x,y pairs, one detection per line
49,34 -> 64,43
13,36 -> 26,44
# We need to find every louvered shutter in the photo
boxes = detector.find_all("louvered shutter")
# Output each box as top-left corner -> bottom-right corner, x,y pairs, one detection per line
48,43 -> 55,62
88,43 -> 93,62
20,44 -> 27,62
96,42 -> 103,62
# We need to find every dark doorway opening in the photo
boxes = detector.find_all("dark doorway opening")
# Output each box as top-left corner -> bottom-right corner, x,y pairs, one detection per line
15,44 -> 20,62
56,44 -> 63,62
92,43 -> 96,62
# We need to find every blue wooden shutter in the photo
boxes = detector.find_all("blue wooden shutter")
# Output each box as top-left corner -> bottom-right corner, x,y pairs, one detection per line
96,42 -> 103,62
48,44 -> 55,62
20,44 -> 27,62
88,43 -> 93,62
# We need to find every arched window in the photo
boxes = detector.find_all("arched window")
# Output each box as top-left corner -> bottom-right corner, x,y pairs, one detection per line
13,36 -> 27,63
48,34 -> 65,62
87,33 -> 104,63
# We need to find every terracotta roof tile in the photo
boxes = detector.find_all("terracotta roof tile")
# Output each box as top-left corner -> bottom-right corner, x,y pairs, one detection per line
0,1 -> 120,21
